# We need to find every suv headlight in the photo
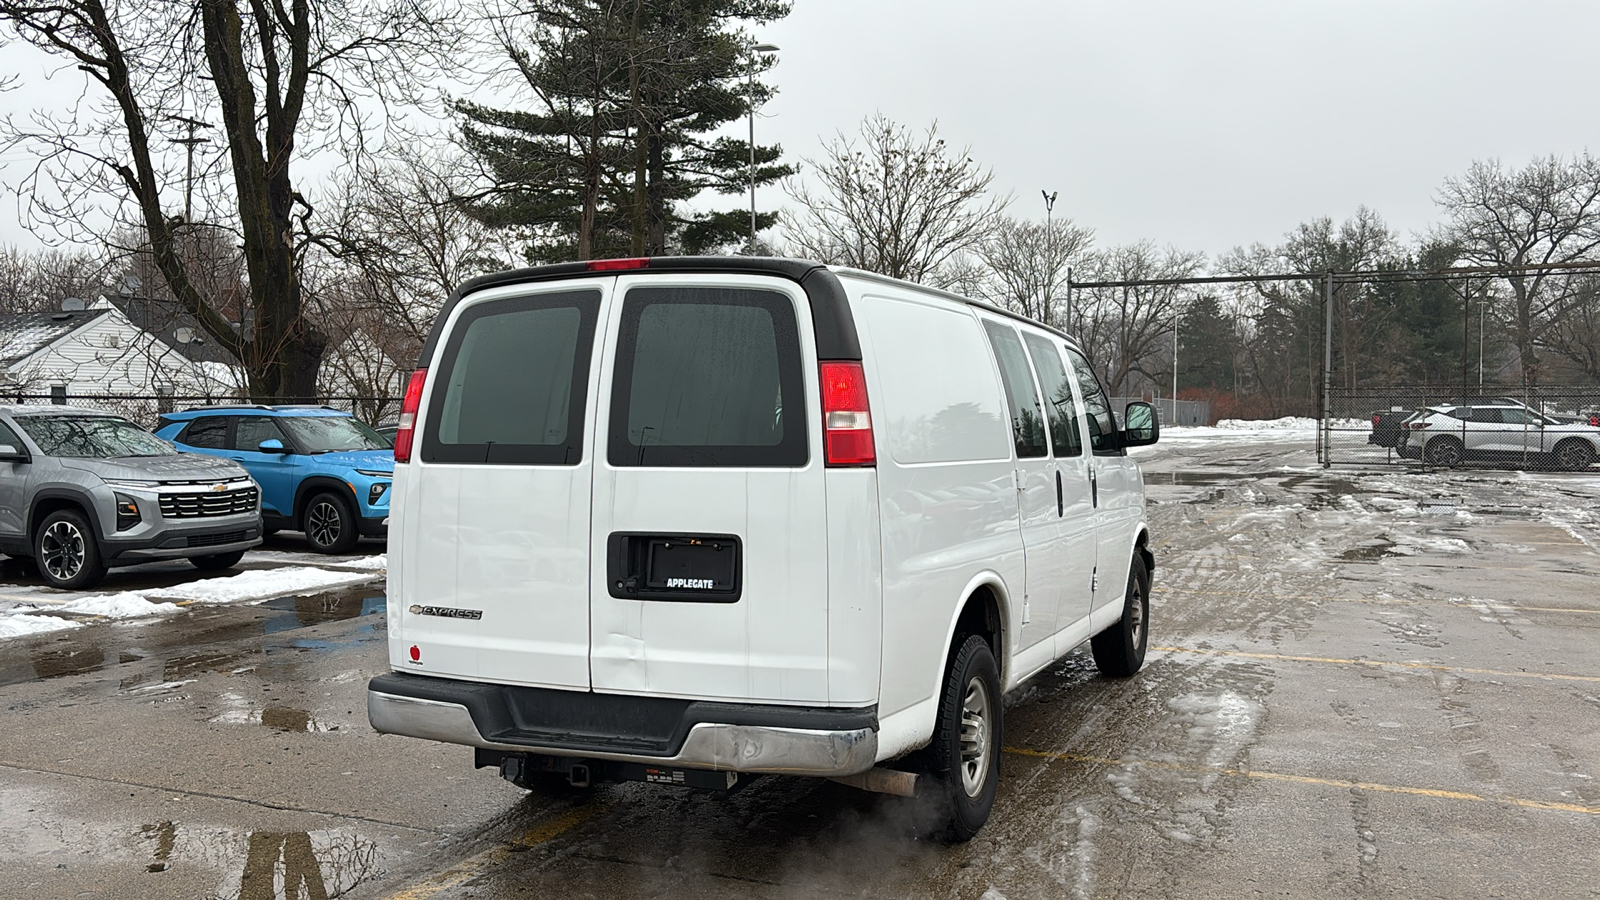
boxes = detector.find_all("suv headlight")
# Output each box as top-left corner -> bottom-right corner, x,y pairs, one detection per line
113,492 -> 142,531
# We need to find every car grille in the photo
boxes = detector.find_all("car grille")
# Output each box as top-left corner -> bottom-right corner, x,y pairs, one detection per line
159,486 -> 259,518
187,530 -> 248,548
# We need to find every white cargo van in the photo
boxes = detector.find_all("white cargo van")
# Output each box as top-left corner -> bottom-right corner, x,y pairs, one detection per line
368,257 -> 1159,839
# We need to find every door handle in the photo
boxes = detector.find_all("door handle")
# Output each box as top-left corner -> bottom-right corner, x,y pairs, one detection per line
1055,469 -> 1064,517
1089,467 -> 1098,508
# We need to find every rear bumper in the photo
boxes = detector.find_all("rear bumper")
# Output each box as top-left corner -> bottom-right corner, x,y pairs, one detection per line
367,672 -> 878,778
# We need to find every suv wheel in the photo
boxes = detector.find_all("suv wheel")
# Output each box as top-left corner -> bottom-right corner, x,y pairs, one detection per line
1553,438 -> 1596,471
35,509 -> 108,590
1424,436 -> 1464,468
304,491 -> 358,554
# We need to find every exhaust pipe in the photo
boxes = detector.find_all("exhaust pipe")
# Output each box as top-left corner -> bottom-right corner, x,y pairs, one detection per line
828,768 -> 918,797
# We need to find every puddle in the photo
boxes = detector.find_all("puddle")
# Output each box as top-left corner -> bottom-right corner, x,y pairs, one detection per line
0,591 -> 385,688
131,824 -> 381,896
1144,472 -> 1258,486
1420,499 -> 1460,514
1340,540 -> 1399,561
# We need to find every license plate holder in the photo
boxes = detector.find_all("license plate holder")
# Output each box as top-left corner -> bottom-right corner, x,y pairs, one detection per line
607,533 -> 741,602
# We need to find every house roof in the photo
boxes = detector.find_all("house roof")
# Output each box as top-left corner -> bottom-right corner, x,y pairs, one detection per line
106,295 -> 244,366
0,309 -> 114,367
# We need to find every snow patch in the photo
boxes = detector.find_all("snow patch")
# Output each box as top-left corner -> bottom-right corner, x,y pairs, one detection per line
145,566 -> 376,604
55,592 -> 180,619
0,614 -> 83,638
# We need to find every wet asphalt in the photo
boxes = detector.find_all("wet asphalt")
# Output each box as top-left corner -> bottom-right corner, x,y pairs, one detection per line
1,445 -> 1597,899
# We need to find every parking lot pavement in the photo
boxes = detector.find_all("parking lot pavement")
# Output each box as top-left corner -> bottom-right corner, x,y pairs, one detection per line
2,428 -> 1597,899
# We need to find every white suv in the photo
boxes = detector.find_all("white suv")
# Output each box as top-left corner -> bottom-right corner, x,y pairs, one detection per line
367,258 -> 1159,839
1402,403 -> 1600,470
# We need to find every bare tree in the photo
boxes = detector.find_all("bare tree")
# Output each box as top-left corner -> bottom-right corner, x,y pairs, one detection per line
319,146 -> 511,349
783,114 -> 1007,282
0,245 -> 113,313
976,216 -> 1094,327
0,0 -> 459,401
1437,154 -> 1600,385
1074,242 -> 1205,396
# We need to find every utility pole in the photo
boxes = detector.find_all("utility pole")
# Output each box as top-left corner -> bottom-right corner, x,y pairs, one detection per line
167,115 -> 213,224
1322,270 -> 1334,468
1041,190 -> 1056,322
747,43 -> 779,254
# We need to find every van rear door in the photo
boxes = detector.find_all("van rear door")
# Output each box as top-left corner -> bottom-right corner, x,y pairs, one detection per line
588,275 -> 831,704
401,284 -> 606,689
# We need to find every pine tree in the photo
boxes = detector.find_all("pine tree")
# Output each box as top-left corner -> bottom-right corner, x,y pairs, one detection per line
457,0 -> 792,262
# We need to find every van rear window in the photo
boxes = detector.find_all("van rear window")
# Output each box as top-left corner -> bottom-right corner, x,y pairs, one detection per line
422,290 -> 600,465
608,286 -> 806,467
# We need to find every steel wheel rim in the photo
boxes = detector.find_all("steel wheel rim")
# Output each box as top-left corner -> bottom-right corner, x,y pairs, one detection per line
41,521 -> 85,581
958,675 -> 992,797
1130,582 -> 1146,647
307,501 -> 342,547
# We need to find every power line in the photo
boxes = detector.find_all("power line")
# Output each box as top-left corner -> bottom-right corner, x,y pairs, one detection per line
1072,259 -> 1600,290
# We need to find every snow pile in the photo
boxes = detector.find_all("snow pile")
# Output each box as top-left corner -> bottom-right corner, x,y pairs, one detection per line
145,566 -> 377,604
55,592 -> 180,618
0,614 -> 83,638
1214,417 -> 1318,430
330,554 -> 387,571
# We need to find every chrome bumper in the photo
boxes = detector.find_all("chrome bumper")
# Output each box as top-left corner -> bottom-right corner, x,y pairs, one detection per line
367,690 -> 878,778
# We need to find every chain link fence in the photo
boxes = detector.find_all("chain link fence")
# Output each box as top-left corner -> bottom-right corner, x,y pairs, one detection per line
4,393 -> 403,430
1323,384 -> 1600,471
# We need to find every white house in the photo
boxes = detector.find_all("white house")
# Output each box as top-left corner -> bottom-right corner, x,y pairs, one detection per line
0,298 -> 244,399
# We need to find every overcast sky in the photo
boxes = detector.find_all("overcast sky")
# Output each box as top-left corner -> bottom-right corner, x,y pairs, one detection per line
4,0 -> 1600,259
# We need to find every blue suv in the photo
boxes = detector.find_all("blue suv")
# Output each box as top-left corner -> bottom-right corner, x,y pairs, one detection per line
156,407 -> 393,553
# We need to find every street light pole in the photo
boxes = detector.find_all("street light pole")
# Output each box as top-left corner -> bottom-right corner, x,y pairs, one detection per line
748,43 -> 779,254
1041,190 -> 1056,322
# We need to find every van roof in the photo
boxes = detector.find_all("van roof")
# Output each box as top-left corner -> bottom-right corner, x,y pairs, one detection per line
423,256 -> 1079,369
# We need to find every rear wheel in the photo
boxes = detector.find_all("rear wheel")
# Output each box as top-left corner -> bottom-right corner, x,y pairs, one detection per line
34,509 -> 107,590
1424,436 -> 1465,468
1553,438 -> 1596,471
190,550 -> 246,570
303,492 -> 358,554
923,634 -> 1002,842
1091,555 -> 1151,677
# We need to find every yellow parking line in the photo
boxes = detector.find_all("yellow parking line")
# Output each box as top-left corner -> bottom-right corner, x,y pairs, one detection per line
1151,645 -> 1600,683
386,804 -> 601,900
1151,587 -> 1599,615
1003,747 -> 1600,816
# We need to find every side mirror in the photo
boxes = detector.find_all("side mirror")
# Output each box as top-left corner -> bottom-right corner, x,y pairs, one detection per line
258,438 -> 288,454
0,443 -> 28,462
1122,401 -> 1160,447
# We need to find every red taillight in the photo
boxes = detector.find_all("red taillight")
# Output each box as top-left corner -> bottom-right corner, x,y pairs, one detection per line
820,361 -> 874,466
1409,421 -> 1428,430
587,257 -> 650,271
394,368 -> 427,463
1372,414 -> 1380,426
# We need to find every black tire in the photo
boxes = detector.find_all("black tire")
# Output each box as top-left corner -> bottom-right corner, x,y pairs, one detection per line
1553,438 -> 1596,472
924,634 -> 1002,842
1091,555 -> 1150,678
34,509 -> 107,590
302,491 -> 358,554
1424,436 -> 1465,468
190,550 -> 246,570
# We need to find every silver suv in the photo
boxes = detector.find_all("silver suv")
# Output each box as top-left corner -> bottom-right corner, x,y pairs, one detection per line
0,406 -> 263,589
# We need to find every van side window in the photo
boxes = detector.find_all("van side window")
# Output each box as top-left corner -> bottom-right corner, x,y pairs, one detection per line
608,286 -> 806,468
1021,332 -> 1083,458
423,290 -> 600,465
981,320 -> 1048,459
1061,347 -> 1119,455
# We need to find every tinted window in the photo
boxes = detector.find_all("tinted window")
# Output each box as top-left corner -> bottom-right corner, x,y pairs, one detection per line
982,320 -> 1048,459
424,290 -> 600,465
0,419 -> 23,450
234,416 -> 289,451
609,286 -> 805,467
1061,347 -> 1119,454
1022,332 -> 1083,458
181,417 -> 229,449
